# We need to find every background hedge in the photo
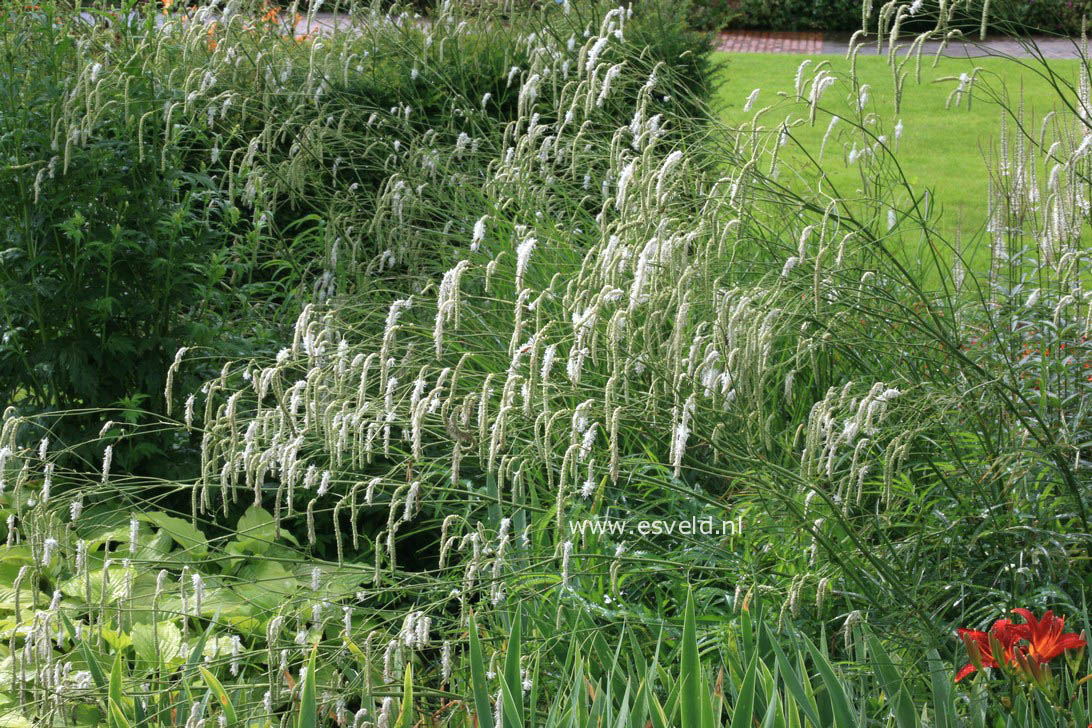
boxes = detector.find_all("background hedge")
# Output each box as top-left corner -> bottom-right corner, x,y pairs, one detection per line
689,0 -> 1092,34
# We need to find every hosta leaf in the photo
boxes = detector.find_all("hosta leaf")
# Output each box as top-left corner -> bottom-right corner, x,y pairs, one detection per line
232,506 -> 276,554
60,567 -> 149,605
0,710 -> 31,728
137,513 -> 208,557
233,561 -> 298,608
199,588 -> 252,618
99,627 -> 132,652
0,546 -> 34,567
0,586 -> 45,611
131,621 -> 184,667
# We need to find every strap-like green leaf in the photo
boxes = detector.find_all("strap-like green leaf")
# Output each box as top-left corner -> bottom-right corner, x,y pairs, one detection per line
469,612 -> 496,728
503,609 -> 524,726
925,649 -> 952,728
865,633 -> 916,728
498,664 -> 524,728
297,644 -> 318,728
109,650 -> 125,728
109,699 -> 133,728
198,665 -> 238,727
800,634 -> 858,728
394,662 -> 414,728
729,652 -> 758,728
764,624 -> 822,728
680,590 -> 701,728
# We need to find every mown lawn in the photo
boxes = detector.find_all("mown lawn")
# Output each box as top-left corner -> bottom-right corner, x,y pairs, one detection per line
713,50 -> 1084,255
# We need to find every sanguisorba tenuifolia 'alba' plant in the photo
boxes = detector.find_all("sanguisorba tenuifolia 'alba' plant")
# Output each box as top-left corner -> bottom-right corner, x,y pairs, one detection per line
0,1 -> 772,725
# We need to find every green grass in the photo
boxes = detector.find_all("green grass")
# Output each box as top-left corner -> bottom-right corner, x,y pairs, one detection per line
713,51 -> 1085,248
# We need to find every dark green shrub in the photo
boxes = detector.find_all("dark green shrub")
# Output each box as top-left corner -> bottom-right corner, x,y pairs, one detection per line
972,0 -> 1092,35
686,0 -> 741,30
0,8 -> 237,466
709,0 -> 1091,34
728,0 -> 862,31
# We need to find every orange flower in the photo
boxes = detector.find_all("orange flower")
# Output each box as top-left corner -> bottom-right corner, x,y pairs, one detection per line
1011,608 -> 1087,663
261,5 -> 280,24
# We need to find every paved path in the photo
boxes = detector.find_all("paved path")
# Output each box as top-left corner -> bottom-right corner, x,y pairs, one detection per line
717,30 -> 1089,59
716,30 -> 823,55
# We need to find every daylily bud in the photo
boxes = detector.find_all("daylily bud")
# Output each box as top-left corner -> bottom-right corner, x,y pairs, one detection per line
1065,635 -> 1086,676
989,632 -> 1008,673
1038,660 -> 1053,691
1012,646 -> 1033,681
962,632 -> 984,672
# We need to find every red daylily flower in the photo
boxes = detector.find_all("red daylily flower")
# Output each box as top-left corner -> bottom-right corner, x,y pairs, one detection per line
955,609 -> 1087,682
955,619 -> 1027,682
1011,608 -> 1087,663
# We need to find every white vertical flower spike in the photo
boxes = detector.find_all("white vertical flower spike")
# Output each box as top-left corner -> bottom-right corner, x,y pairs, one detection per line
743,88 -> 760,112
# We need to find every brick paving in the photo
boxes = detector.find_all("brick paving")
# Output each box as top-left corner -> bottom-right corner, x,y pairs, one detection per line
717,30 -> 823,55
717,29 -> 1087,59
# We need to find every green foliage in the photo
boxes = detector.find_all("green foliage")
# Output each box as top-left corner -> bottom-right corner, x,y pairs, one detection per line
298,644 -> 318,728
